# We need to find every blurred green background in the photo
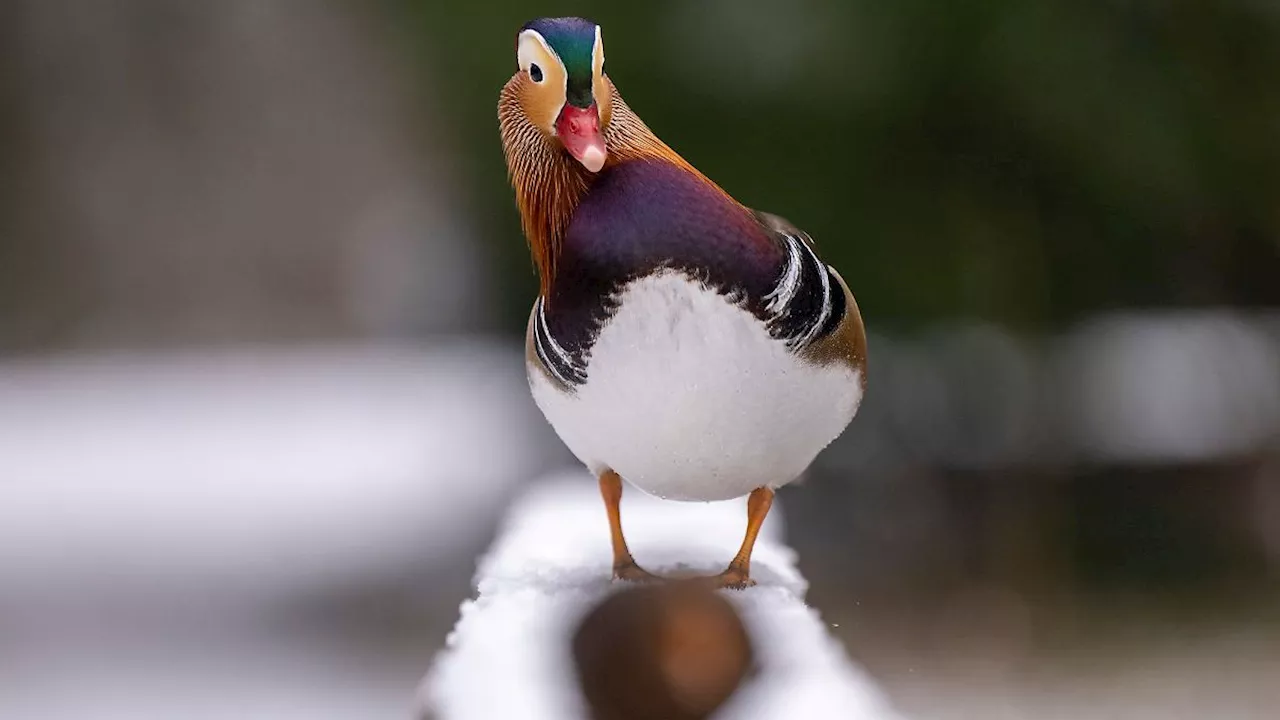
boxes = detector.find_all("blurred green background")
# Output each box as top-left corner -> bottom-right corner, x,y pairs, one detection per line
402,0 -> 1280,332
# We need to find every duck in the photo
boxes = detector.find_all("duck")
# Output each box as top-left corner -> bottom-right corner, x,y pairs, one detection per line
499,17 -> 867,588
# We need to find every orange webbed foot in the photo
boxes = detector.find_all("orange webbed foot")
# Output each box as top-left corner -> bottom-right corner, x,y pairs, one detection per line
613,561 -> 662,583
711,564 -> 756,590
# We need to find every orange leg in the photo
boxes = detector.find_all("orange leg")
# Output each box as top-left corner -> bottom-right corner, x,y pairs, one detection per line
599,470 -> 659,582
716,487 -> 775,589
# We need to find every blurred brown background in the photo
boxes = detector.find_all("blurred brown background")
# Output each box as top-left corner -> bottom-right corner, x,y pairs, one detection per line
1,1 -> 1278,718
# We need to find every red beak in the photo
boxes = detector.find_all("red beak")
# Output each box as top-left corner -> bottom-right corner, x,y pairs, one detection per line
555,104 -> 607,173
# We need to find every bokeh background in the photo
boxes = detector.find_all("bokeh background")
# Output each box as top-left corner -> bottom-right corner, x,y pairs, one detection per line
3,0 -> 1279,718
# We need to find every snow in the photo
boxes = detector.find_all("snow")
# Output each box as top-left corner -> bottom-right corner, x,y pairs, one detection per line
0,343 -> 550,603
1,630 -> 413,720
422,473 -> 902,719
0,343 -> 554,720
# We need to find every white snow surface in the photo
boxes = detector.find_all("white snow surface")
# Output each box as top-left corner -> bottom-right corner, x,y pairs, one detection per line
0,343 -> 547,602
423,473 -> 901,720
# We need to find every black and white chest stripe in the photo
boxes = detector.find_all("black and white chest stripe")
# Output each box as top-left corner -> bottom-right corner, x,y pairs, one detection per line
533,295 -> 588,387
533,229 -> 844,390
762,230 -> 847,350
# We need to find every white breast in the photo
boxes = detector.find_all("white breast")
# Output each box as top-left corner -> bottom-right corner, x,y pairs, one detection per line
529,271 -> 862,502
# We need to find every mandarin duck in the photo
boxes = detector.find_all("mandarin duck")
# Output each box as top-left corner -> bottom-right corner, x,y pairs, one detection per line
500,17 -> 867,588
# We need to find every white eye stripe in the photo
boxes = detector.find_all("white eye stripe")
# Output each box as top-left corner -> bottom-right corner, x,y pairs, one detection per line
517,30 -> 564,77
593,25 -> 604,73
516,29 -> 569,129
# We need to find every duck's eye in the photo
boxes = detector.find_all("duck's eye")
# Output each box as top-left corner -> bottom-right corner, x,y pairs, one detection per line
529,64 -> 544,83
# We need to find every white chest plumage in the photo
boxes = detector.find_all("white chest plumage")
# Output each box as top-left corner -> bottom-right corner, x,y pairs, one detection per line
529,270 -> 862,502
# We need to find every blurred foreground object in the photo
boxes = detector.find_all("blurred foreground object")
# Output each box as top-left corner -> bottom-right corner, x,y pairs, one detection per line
422,474 -> 901,720
573,582 -> 754,720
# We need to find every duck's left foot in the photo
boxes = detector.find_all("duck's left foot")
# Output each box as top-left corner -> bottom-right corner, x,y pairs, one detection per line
712,564 -> 756,590
613,561 -> 661,583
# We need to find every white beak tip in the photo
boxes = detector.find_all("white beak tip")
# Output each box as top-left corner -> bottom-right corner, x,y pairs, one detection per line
579,146 -> 607,173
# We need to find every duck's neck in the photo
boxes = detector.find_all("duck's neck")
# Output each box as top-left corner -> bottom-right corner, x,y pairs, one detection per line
499,78 -> 721,296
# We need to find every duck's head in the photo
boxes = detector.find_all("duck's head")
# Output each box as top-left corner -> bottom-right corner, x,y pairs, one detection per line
511,17 -> 610,173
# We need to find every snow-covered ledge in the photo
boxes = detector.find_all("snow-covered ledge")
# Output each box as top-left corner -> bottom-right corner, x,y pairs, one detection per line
421,473 -> 902,719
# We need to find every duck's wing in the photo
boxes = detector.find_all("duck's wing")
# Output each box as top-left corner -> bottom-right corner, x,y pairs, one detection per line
751,210 -> 868,380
